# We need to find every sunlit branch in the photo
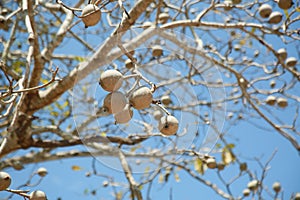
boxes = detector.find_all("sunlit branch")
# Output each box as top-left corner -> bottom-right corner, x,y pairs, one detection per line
118,150 -> 143,200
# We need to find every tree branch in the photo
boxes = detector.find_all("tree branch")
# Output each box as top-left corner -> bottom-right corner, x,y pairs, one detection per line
31,0 -> 155,112
118,150 -> 143,200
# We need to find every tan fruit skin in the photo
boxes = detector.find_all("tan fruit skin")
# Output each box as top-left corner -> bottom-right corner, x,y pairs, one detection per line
278,0 -> 293,10
0,172 -> 11,191
259,4 -> 272,18
114,106 -> 133,124
129,87 -> 153,110
100,70 -> 123,92
81,4 -> 101,27
103,92 -> 127,114
158,116 -> 179,136
268,12 -> 282,24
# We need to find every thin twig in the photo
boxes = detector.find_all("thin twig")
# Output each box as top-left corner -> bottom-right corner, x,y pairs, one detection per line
12,68 -> 59,94
56,0 -> 82,12
5,188 -> 30,198
0,138 -> 8,156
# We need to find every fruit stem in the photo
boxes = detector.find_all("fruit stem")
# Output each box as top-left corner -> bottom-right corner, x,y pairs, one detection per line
5,188 -> 30,198
126,79 -> 140,97
123,74 -> 140,80
154,102 -> 170,115
56,0 -> 82,12
132,69 -> 156,93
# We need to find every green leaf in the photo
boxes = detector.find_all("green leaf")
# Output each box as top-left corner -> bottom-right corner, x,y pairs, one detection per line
174,173 -> 180,182
115,191 -> 122,200
61,100 -> 69,108
12,61 -> 25,73
194,158 -> 205,175
239,38 -> 246,46
226,143 -> 235,149
74,56 -> 85,62
215,143 -> 222,149
100,132 -> 106,137
41,78 -> 49,84
158,173 -> 164,183
130,145 -> 140,152
83,188 -> 89,195
71,165 -> 82,171
63,110 -> 70,117
222,148 -> 236,165
50,111 -> 59,117
144,166 -> 150,174
283,9 -> 289,18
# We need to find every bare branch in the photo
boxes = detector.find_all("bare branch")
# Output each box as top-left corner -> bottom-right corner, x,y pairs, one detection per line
118,150 -> 143,200
12,68 -> 59,94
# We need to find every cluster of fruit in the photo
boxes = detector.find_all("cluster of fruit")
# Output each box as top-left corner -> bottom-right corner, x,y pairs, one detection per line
242,180 -> 300,199
79,3 -> 172,28
0,169 -> 47,200
258,0 -> 293,24
276,48 -> 297,67
99,69 -> 179,136
265,95 -> 288,108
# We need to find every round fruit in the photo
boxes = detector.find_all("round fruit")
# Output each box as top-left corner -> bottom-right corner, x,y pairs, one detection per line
103,91 -> 127,114
12,161 -> 24,170
129,86 -> 153,110
152,45 -> 163,57
278,0 -> 293,10
270,80 -> 276,88
99,69 -> 123,92
153,109 -> 164,121
265,95 -> 276,106
158,12 -> 169,24
206,158 -> 217,169
29,190 -> 46,200
227,112 -> 234,119
125,59 -> 134,69
254,50 -> 260,57
136,159 -> 141,165
81,4 -> 101,28
247,180 -> 259,191
277,97 -> 288,108
37,167 -> 48,177
243,188 -> 251,196
268,11 -> 283,24
258,4 -> 272,18
102,180 -> 109,187
272,182 -> 281,193
224,0 -> 233,11
0,172 -> 11,191
277,48 -> 287,61
114,105 -> 133,124
285,57 -> 297,67
217,163 -> 225,171
239,162 -> 247,171
161,95 -> 171,106
234,44 -> 241,51
295,193 -> 300,200
128,49 -> 135,56
158,115 -> 179,136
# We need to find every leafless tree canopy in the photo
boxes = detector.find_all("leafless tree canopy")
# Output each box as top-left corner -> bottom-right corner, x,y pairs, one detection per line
0,0 -> 299,199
